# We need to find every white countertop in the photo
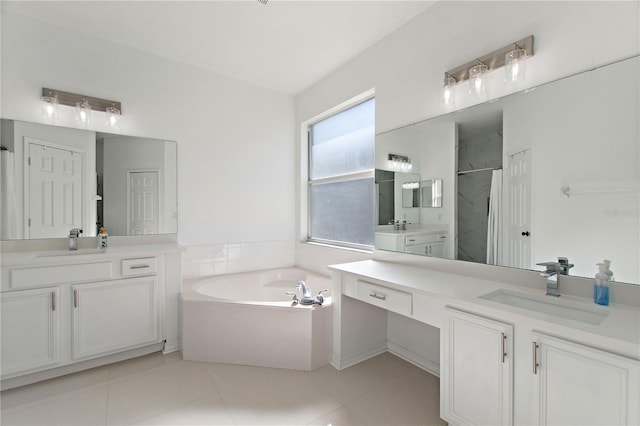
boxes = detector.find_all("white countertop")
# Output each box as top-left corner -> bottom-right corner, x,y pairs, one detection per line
0,243 -> 183,267
375,224 -> 447,237
329,259 -> 640,360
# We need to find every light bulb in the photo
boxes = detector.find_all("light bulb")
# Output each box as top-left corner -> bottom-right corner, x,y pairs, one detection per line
505,48 -> 527,85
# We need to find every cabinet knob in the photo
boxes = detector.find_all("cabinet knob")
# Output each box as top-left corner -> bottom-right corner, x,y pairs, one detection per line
522,231 -> 530,237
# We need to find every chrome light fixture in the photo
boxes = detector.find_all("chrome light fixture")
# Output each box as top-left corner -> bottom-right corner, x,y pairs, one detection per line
505,43 -> 527,85
40,91 -> 59,122
441,35 -> 534,103
442,73 -> 457,106
469,60 -> 488,96
41,88 -> 122,129
75,98 -> 91,125
105,104 -> 121,130
388,153 -> 412,172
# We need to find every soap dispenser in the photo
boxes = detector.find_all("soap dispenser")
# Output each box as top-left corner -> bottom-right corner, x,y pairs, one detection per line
593,261 -> 610,306
97,227 -> 108,250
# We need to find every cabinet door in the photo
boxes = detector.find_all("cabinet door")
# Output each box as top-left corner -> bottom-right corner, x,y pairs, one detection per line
532,332 -> 640,425
442,308 -> 513,425
72,276 -> 160,360
1,288 -> 60,378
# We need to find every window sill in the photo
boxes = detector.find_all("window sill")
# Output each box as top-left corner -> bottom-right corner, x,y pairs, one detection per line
302,240 -> 373,255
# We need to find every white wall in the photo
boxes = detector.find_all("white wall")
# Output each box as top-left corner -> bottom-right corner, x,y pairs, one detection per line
1,10 -> 296,253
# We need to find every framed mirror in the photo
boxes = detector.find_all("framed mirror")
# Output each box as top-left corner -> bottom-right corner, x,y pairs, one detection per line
421,179 -> 442,208
1,119 -> 178,240
374,56 -> 639,284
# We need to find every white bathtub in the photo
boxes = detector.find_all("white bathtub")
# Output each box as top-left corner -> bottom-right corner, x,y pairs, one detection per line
180,268 -> 333,371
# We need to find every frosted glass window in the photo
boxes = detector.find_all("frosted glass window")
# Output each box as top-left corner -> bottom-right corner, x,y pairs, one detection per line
310,98 -> 375,179
310,179 -> 374,247
308,97 -> 375,249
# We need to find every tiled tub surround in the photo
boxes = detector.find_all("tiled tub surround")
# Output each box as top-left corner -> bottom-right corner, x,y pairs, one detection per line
181,240 -> 296,278
181,268 -> 332,371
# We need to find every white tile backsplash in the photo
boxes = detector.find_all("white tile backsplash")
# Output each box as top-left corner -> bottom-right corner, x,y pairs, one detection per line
181,240 -> 295,278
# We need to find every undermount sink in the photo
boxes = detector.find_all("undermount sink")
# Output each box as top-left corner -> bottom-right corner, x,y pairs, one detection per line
35,248 -> 105,257
479,289 -> 609,325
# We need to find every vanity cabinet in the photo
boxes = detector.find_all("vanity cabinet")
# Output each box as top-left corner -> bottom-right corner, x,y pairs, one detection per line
532,332 -> 640,425
0,250 -> 177,388
0,287 -> 61,377
72,276 -> 159,360
441,308 -> 513,426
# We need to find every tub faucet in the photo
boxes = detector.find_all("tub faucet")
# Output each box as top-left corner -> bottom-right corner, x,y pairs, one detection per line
69,228 -> 83,250
291,280 -> 328,306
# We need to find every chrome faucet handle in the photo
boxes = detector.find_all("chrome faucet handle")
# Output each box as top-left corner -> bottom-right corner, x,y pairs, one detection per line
285,292 -> 299,304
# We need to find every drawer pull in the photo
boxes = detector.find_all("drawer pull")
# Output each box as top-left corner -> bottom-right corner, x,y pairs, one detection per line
129,264 -> 150,270
369,292 -> 386,301
51,292 -> 56,311
501,333 -> 506,363
532,342 -> 539,374
73,289 -> 78,308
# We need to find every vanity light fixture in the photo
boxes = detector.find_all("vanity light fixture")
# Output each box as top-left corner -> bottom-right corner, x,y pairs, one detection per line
75,98 -> 91,125
388,153 -> 412,172
41,88 -> 122,129
441,35 -> 534,102
469,60 -> 488,96
442,73 -> 457,106
105,104 -> 121,130
505,43 -> 527,85
401,182 -> 420,190
40,91 -> 59,122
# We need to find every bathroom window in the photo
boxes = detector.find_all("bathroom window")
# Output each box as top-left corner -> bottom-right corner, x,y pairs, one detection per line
307,97 -> 375,249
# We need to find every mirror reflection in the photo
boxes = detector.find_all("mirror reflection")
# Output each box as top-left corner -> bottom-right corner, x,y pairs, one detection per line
375,56 -> 639,284
0,119 -> 177,240
421,179 -> 442,208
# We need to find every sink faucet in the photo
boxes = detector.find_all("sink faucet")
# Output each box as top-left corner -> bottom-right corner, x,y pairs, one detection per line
536,257 -> 573,297
69,228 -> 83,250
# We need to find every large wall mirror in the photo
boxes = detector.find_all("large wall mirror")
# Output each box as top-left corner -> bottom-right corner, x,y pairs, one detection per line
375,56 -> 639,284
1,119 -> 177,240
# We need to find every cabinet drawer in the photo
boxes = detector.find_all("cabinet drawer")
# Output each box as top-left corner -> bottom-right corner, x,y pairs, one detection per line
121,258 -> 157,277
405,232 -> 446,246
356,281 -> 412,316
10,263 -> 113,289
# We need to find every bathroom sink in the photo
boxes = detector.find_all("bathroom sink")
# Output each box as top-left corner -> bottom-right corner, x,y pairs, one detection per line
479,289 -> 608,325
35,248 -> 105,257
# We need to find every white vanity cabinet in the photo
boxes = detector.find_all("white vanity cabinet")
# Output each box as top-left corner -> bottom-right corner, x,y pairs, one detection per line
0,287 -> 61,377
72,276 -> 159,360
532,332 -> 640,425
441,308 -> 513,426
0,248 -> 179,389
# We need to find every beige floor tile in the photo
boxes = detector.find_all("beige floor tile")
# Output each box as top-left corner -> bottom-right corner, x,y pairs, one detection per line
0,365 -> 110,410
108,351 -> 182,380
0,384 -> 108,426
134,394 -> 235,425
106,361 -> 218,425
221,368 -> 341,425
306,405 -> 367,426
204,362 -> 280,394
345,374 -> 445,426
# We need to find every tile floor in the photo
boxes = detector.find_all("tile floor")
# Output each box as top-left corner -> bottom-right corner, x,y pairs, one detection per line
0,351 -> 447,426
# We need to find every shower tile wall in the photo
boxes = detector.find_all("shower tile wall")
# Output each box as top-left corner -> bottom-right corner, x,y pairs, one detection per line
457,131 -> 502,263
181,241 -> 296,278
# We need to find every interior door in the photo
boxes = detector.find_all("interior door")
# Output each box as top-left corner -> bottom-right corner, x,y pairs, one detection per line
128,171 -> 159,235
504,148 -> 532,269
28,141 -> 83,239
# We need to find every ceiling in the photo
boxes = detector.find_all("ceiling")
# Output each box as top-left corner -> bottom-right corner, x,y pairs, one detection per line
2,0 -> 436,95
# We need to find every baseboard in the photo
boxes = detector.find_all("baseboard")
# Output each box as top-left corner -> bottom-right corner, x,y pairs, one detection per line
163,338 -> 180,354
387,341 -> 440,378
331,341 -> 387,370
